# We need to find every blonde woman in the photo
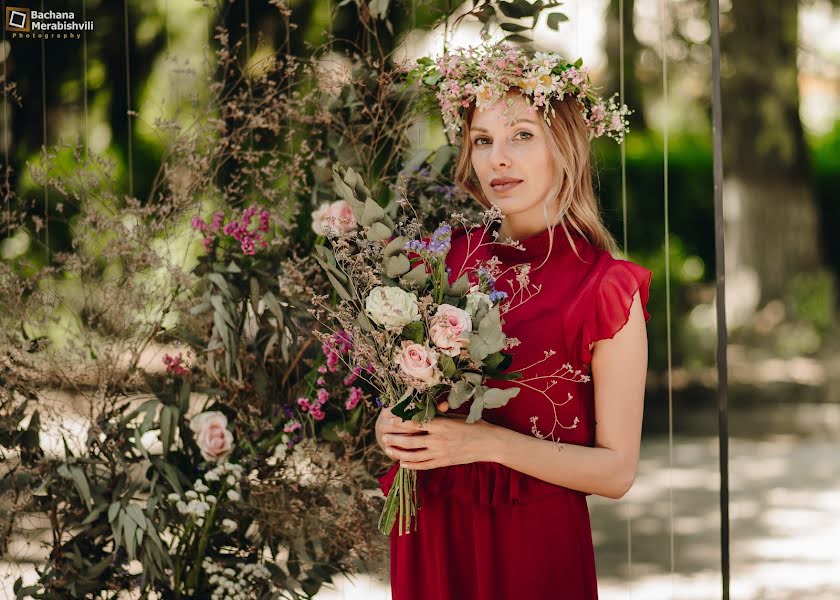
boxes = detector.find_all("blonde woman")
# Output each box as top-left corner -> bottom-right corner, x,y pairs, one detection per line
376,42 -> 651,599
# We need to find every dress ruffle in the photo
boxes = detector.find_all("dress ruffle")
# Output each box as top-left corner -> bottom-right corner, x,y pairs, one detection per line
579,261 -> 652,365
378,460 -> 578,507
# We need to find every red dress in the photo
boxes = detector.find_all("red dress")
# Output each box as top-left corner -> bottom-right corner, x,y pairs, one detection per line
379,223 -> 652,600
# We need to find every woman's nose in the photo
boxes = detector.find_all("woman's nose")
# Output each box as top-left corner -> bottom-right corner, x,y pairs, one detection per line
489,139 -> 511,167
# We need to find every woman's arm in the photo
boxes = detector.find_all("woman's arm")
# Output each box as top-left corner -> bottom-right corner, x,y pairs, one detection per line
387,290 -> 648,500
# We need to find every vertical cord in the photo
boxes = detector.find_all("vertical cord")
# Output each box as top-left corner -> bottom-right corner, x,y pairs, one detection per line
2,8 -> 8,234
709,0 -> 730,597
245,0 -> 255,201
659,0 -> 675,592
123,0 -> 133,197
619,0 -> 628,255
82,0 -> 89,160
618,0 -> 632,596
41,0 -> 48,257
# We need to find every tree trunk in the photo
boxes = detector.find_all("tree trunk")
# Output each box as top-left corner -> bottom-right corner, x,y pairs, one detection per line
721,1 -> 823,315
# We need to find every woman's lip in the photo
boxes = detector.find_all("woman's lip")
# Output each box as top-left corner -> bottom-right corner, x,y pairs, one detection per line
491,180 -> 522,192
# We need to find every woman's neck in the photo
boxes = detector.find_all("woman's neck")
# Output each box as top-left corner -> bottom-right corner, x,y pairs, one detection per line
496,215 -> 551,242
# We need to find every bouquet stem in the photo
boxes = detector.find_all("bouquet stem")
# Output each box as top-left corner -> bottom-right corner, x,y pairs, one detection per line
378,466 -> 418,536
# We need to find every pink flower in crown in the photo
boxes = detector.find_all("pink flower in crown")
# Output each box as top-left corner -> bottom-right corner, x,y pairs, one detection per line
209,211 -> 225,232
610,114 -> 623,131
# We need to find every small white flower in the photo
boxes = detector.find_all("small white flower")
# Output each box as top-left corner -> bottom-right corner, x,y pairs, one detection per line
221,518 -> 238,533
194,481 -> 209,493
204,469 -> 220,482
185,490 -> 198,500
223,567 -> 236,577
176,501 -> 188,514
205,494 -> 217,504
167,493 -> 181,502
226,489 -> 241,502
226,474 -> 236,486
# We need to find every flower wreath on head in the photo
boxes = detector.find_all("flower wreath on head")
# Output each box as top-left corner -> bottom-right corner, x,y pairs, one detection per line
404,38 -> 632,145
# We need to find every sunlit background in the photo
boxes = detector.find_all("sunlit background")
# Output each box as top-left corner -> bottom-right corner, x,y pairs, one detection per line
2,0 -> 840,598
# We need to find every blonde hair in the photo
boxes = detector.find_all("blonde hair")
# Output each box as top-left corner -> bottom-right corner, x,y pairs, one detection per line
453,91 -> 619,261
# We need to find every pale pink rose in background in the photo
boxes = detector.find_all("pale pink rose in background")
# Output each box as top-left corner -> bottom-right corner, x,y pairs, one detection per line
429,304 -> 472,357
189,411 -> 234,462
311,200 -> 356,236
393,341 -> 441,388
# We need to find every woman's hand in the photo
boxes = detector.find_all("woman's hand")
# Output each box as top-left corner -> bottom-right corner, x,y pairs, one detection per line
378,401 -> 502,470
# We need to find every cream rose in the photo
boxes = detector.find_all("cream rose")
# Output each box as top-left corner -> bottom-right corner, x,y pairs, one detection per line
429,304 -> 472,357
311,200 -> 356,236
365,286 -> 420,329
189,411 -> 234,462
393,341 -> 441,389
465,287 -> 493,317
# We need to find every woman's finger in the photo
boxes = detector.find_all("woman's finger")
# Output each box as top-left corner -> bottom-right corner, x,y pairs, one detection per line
383,433 -> 429,450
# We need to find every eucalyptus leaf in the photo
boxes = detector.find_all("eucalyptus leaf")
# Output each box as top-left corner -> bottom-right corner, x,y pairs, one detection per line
366,222 -> 392,242
383,236 -> 408,257
449,273 -> 470,297
360,198 -> 385,227
400,263 -> 430,288
401,321 -> 424,343
447,379 -> 475,410
385,254 -> 411,278
438,354 -> 457,378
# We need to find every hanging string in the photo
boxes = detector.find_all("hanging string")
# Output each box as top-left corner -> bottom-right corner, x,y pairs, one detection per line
658,0 -> 676,591
709,0 -> 730,597
82,0 -> 89,159
41,0 -> 49,257
618,0 -> 633,596
245,0 -> 256,202
2,4 -> 8,235
619,0 -> 628,254
123,0 -> 133,198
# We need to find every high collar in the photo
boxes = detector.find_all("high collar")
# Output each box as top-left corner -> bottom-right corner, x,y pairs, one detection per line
485,220 -> 585,263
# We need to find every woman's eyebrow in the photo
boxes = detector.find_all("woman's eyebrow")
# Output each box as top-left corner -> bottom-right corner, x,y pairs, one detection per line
471,118 -> 538,133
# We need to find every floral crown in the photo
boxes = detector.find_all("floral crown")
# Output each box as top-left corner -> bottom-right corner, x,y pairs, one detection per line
405,40 -> 632,145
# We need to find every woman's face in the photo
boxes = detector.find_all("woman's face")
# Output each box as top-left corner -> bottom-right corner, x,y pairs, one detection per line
468,93 -> 558,228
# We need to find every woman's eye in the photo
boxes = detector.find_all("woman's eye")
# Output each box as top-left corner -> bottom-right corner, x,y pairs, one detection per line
516,131 -> 533,140
473,137 -> 490,146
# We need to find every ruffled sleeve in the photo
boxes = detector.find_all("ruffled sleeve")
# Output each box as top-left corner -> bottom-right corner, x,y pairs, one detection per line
579,260 -> 652,366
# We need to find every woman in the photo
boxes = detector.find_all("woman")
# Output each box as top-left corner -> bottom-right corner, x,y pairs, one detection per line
376,43 -> 651,599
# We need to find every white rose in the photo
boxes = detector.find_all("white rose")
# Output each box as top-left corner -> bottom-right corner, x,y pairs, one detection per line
365,286 -> 421,329
393,341 -> 441,389
429,304 -> 472,357
465,287 -> 493,318
311,200 -> 357,236
189,411 -> 234,462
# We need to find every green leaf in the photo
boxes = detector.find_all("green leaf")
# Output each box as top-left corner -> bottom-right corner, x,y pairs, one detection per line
108,501 -> 120,523
449,273 -> 470,297
497,0 -> 541,19
383,236 -> 408,257
179,379 -> 192,413
546,11 -> 569,30
386,254 -> 411,278
126,504 -> 147,530
325,271 -> 353,301
447,379 -> 475,410
366,222 -> 392,242
400,263 -> 430,288
438,353 -> 457,378
400,321 -> 424,344
124,517 -> 138,560
484,352 -> 505,371
500,22 -> 530,32
502,33 -> 532,44
360,198 -> 385,227
210,295 -> 236,330
481,386 -> 520,409
249,276 -> 261,317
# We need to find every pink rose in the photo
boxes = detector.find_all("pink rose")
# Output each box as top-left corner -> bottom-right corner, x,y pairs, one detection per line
311,200 -> 356,236
393,341 -> 441,389
189,411 -> 234,462
429,304 -> 472,357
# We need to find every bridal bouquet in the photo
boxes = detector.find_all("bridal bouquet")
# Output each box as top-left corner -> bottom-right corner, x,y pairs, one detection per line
312,164 -> 522,535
